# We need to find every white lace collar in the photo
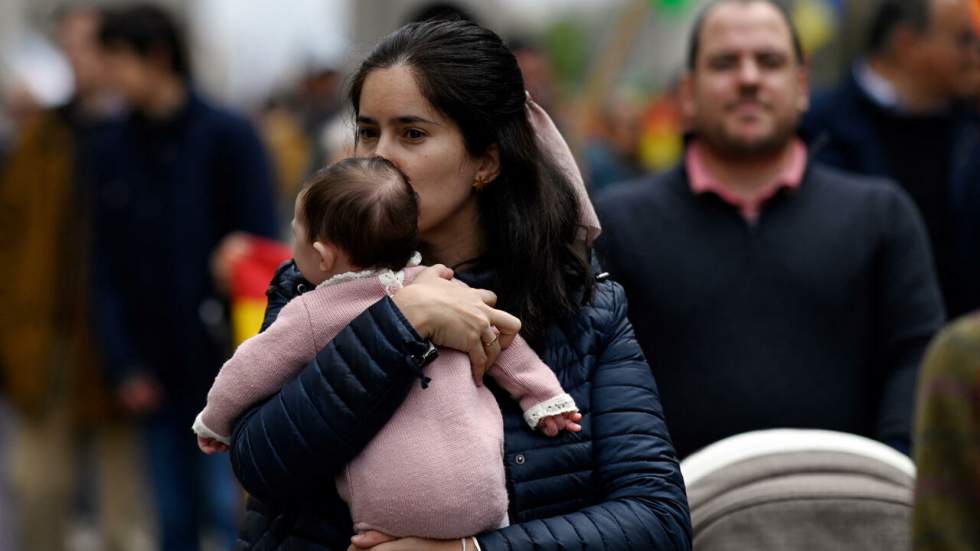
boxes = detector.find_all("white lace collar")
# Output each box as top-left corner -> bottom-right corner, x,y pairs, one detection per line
315,251 -> 422,293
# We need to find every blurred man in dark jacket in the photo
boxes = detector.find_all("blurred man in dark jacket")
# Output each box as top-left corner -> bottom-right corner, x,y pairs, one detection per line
91,5 -> 278,551
804,0 -> 980,320
0,7 -> 154,550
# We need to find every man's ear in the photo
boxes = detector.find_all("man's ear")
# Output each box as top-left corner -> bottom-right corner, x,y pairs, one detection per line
476,144 -> 501,184
312,241 -> 336,273
796,63 -> 811,113
680,72 -> 697,124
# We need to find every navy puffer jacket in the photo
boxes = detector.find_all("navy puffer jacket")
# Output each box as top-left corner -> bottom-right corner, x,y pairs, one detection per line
231,262 -> 691,550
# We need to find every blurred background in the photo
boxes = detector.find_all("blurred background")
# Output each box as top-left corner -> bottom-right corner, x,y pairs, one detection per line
0,1 -> 974,550
1,0 -> 879,191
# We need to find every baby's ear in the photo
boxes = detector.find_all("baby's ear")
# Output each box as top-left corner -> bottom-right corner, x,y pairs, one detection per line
312,241 -> 337,273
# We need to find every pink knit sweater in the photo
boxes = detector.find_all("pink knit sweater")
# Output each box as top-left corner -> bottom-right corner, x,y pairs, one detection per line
194,266 -> 576,538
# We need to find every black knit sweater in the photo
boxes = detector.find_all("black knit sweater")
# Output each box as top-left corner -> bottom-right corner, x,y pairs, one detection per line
595,162 -> 945,459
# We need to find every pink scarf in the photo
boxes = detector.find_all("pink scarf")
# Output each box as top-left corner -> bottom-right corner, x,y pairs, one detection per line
525,95 -> 602,248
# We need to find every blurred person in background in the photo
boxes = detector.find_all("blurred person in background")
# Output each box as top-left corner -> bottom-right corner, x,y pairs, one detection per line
0,26 -> 75,142
595,0 -> 944,459
911,309 -> 980,550
968,12 -> 980,107
0,6 -> 153,550
294,64 -> 346,189
584,92 -> 647,194
296,66 -> 342,153
0,106 -> 12,163
91,4 -> 278,551
258,95 -> 313,236
258,62 -> 346,237
803,0 -> 980,320
510,37 -> 561,121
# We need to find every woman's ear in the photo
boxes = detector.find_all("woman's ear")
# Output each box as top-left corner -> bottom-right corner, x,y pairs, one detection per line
476,144 -> 501,184
312,241 -> 337,274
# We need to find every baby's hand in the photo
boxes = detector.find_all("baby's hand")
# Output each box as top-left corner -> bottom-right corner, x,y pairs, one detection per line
198,436 -> 230,454
538,411 -> 583,437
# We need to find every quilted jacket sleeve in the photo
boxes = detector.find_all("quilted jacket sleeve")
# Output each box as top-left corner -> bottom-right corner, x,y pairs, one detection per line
228,263 -> 436,505
476,282 -> 692,550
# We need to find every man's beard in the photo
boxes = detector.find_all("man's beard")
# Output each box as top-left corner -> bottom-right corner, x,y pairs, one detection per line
697,115 -> 799,161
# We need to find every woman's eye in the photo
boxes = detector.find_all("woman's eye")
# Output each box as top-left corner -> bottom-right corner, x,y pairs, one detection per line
357,127 -> 378,140
404,128 -> 425,140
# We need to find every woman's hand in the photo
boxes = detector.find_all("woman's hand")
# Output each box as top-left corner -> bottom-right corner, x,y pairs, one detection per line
392,264 -> 521,385
348,530 -> 472,550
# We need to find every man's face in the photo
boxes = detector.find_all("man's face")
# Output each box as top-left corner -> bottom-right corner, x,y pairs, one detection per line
101,46 -> 155,108
913,0 -> 980,100
57,11 -> 105,97
682,1 -> 808,157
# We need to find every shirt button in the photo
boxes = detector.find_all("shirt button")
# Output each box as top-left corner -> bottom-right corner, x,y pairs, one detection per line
515,454 -> 525,465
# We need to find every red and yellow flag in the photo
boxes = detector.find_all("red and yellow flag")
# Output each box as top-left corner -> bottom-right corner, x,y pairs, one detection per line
229,235 -> 292,346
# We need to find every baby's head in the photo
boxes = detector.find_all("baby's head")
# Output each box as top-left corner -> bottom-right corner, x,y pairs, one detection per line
291,157 -> 419,284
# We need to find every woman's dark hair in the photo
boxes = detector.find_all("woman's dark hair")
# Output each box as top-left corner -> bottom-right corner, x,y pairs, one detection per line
97,3 -> 190,80
300,157 -> 419,271
348,19 -> 593,342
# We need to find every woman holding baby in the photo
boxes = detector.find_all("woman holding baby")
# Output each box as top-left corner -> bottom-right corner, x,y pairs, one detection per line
229,18 -> 691,551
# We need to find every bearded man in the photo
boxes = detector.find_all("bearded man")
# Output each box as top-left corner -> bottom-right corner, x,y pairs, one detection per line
594,0 -> 945,459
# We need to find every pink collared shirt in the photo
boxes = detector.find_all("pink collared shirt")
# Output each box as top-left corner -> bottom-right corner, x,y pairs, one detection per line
685,139 -> 808,224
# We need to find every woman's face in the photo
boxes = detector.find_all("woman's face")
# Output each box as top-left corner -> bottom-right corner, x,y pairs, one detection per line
354,65 -> 489,249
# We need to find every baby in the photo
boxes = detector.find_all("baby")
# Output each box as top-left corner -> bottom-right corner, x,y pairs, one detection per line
193,156 -> 580,539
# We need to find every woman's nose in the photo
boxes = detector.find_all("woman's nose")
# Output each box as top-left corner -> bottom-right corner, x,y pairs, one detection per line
372,139 -> 402,170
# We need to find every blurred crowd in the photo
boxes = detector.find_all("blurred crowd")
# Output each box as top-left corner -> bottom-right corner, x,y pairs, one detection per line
0,0 -> 978,550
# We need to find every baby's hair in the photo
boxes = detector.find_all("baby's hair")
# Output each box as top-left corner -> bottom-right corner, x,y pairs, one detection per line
299,157 -> 419,271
